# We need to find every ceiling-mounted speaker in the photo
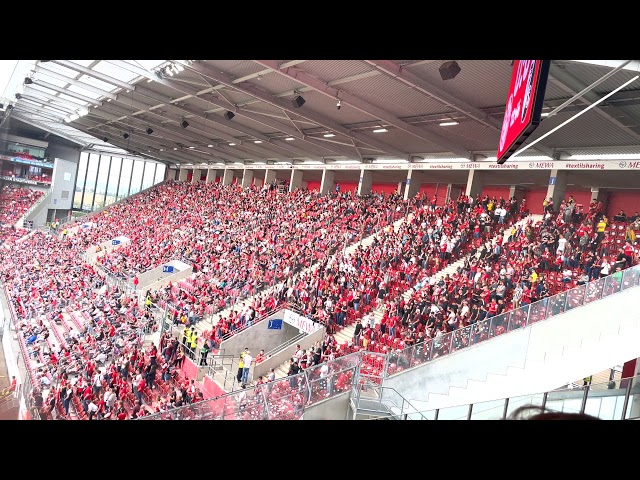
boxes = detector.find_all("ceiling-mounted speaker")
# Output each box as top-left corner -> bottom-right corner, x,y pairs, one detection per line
439,61 -> 461,81
291,95 -> 306,108
224,111 -> 235,120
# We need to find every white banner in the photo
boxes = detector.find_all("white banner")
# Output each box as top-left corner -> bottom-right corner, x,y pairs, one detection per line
170,159 -> 640,172
282,309 -> 322,335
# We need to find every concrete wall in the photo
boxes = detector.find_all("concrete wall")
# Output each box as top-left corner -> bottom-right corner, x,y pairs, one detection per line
137,259 -> 192,290
84,235 -> 131,264
253,326 -> 325,379
219,310 -> 304,360
301,391 -> 351,420
29,156 -> 78,227
384,284 -> 640,411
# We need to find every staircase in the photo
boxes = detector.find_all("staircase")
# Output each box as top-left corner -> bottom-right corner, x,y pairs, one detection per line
14,189 -> 52,229
334,215 -> 533,348
190,214 -> 409,339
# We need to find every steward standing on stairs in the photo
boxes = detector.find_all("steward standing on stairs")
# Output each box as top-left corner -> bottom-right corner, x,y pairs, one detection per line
353,319 -> 363,346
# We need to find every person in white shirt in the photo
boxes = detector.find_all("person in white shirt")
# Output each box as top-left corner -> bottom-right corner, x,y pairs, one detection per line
87,400 -> 99,420
557,235 -> 567,255
241,351 -> 253,385
600,259 -> 611,277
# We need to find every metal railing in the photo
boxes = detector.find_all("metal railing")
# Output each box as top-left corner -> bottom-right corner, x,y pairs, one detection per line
382,374 -> 640,420
351,384 -> 430,420
138,263 -> 640,420
386,265 -> 640,377
138,352 -> 362,420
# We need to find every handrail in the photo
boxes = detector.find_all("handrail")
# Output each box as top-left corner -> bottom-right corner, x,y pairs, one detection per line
391,263 -> 640,377
381,373 -> 640,420
354,385 -> 430,420
15,188 -> 52,228
144,263 -> 640,420
266,332 -> 306,357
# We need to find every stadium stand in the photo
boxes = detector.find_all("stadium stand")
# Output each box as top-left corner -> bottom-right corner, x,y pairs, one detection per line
0,180 -> 637,419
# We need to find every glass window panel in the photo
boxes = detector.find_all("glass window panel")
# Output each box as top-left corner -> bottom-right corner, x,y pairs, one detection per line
118,158 -> 133,200
154,163 -> 166,184
93,156 -> 111,210
82,153 -> 100,211
142,161 -> 156,191
105,157 -> 121,207
129,160 -> 145,196
73,152 -> 89,209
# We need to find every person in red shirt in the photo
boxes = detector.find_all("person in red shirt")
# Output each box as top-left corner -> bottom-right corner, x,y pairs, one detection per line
255,349 -> 266,364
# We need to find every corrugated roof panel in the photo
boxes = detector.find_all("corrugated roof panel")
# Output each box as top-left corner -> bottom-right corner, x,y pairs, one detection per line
345,72 -> 447,117
295,60 -> 373,84
67,84 -> 104,100
78,74 -> 122,92
57,93 -> 88,106
203,60 -> 264,80
408,60 -> 511,109
39,62 -> 82,78
70,60 -> 97,67
241,71 -> 305,96
92,61 -> 140,83
527,108 -> 640,149
27,84 -> 59,96
288,89 -> 377,125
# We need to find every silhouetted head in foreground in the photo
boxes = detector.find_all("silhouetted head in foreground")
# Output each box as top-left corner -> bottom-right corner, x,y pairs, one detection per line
509,405 -> 600,420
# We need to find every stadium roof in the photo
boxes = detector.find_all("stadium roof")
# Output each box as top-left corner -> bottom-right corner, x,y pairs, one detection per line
2,60 -> 640,166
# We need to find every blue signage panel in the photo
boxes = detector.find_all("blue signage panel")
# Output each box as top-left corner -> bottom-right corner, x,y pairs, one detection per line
112,239 -> 121,245
162,265 -> 175,273
268,319 -> 283,330
549,176 -> 556,186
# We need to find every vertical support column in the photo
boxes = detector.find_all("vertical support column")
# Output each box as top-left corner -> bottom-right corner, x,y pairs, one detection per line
221,169 -> 234,186
546,169 -> 568,210
397,182 -> 404,195
289,169 -> 303,192
264,169 -> 277,187
191,169 -> 201,183
241,169 -> 254,188
178,168 -> 188,182
509,185 -> 524,203
358,169 -> 373,196
446,183 -> 453,203
465,169 -> 484,198
320,169 -> 335,195
590,187 -> 608,206
206,169 -> 218,184
403,169 -> 421,201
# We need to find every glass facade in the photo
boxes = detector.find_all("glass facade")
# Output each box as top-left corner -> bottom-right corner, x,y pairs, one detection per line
73,151 -> 166,213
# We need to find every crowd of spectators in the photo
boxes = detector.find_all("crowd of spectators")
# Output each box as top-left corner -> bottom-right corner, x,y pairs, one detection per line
2,176 -> 639,419
0,184 -> 43,244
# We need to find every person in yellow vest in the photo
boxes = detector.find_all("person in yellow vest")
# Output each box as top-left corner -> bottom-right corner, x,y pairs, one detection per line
145,294 -> 152,311
595,216 -> 608,244
62,228 -> 68,239
236,348 -> 247,384
530,269 -> 538,284
189,331 -> 198,359
583,375 -> 593,386
181,326 -> 192,351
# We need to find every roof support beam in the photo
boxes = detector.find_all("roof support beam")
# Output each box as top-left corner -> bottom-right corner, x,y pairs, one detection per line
30,79 -> 102,106
364,60 -> 503,131
227,109 -> 358,158
549,67 -> 640,140
364,60 -> 554,158
34,65 -> 118,100
12,114 -> 89,146
75,120 -> 222,165
181,61 -> 409,160
13,107 -> 66,123
254,60 -> 473,159
22,89 -> 86,111
79,110 -> 243,163
51,60 -> 136,91
91,62 -> 354,160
